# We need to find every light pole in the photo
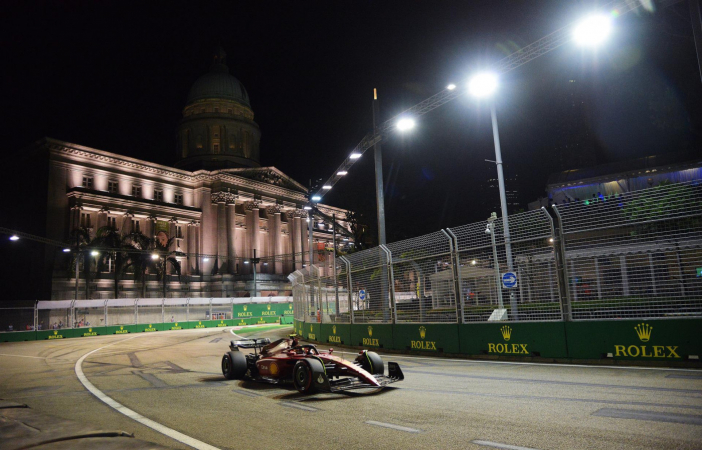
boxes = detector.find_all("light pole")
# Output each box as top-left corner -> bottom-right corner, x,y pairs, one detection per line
468,72 -> 518,319
245,249 -> 261,298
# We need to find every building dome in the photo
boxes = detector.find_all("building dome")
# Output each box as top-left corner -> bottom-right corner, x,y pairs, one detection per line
186,64 -> 251,107
175,47 -> 261,171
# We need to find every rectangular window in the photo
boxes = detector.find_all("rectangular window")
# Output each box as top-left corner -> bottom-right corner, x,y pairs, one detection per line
82,176 -> 93,189
108,217 -> 117,230
132,185 -> 142,197
174,193 -> 183,205
154,189 -> 163,202
213,144 -> 220,153
108,180 -> 118,193
134,220 -> 140,233
176,225 -> 183,239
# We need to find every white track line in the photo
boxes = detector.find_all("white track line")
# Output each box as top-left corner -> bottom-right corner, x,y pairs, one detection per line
365,420 -> 421,433
472,440 -> 540,450
75,332 -> 221,450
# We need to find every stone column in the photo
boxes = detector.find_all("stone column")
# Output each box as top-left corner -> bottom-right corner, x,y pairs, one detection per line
97,208 -> 108,230
146,215 -> 156,239
123,212 -> 134,236
217,201 -> 227,273
70,205 -> 81,231
187,221 -> 197,275
227,201 -> 237,274
267,206 -> 282,275
291,211 -> 301,271
245,201 -> 260,275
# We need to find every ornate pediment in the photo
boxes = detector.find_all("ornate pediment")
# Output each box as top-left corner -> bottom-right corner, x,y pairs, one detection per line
219,167 -> 307,193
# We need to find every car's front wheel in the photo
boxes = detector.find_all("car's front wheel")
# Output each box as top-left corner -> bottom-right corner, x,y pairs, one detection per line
293,360 -> 317,394
222,351 -> 247,380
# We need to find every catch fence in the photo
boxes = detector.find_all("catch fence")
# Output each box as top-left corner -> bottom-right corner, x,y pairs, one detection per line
292,180 -> 702,324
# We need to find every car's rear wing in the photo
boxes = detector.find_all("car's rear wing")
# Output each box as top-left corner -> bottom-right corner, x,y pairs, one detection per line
229,338 -> 271,350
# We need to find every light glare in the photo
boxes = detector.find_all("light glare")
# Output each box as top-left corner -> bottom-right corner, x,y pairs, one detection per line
63,248 -> 71,253
447,83 -> 456,90
337,171 -> 348,176
303,205 -> 312,210
573,14 -> 612,47
91,251 -> 99,256
151,253 -> 159,260
396,118 -> 416,131
9,235 -> 19,241
349,153 -> 361,159
468,73 -> 498,98
322,185 -> 332,190
311,195 -> 321,201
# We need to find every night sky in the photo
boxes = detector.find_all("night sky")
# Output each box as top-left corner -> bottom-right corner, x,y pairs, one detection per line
1,1 -> 701,297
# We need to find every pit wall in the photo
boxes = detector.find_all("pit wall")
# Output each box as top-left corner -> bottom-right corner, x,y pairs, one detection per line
293,319 -> 702,364
0,303 -> 294,343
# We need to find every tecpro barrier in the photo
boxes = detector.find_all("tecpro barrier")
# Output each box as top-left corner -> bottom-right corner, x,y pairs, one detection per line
297,318 -> 702,363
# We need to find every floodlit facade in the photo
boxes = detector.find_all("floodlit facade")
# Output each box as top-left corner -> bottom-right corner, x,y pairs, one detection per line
42,48 -> 352,299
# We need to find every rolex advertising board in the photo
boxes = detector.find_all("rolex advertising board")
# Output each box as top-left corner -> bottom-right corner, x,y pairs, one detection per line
394,324 -> 460,353
458,322 -> 568,358
351,324 -> 393,349
322,323 -> 351,345
233,303 -> 282,319
565,319 -> 701,361
306,322 -> 321,341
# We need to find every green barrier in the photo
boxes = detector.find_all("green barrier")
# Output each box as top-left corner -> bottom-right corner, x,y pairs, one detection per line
76,326 -> 106,337
321,323 -> 351,345
164,321 -> 187,330
394,324 -> 460,353
200,319 -> 234,328
459,322 -> 568,358
293,319 -> 304,336
233,303 -> 289,320
138,323 -> 165,332
303,322 -> 321,341
0,331 -> 36,342
280,315 -> 294,325
350,324 -> 393,349
565,319 -> 702,361
37,329 -> 77,340
105,325 -> 137,335
233,318 -> 260,327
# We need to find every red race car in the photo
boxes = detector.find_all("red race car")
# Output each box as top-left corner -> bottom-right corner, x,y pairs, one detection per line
221,336 -> 404,394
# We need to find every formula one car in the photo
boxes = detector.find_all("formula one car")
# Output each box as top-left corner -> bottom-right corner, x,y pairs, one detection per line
221,336 -> 404,394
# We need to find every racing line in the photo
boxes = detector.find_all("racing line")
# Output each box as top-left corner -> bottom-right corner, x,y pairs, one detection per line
74,331 -> 222,450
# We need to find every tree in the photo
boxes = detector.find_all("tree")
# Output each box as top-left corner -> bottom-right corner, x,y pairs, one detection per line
123,231 -> 153,298
150,236 -> 182,298
91,226 -> 131,298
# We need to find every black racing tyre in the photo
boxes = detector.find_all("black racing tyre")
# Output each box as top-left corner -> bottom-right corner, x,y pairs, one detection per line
222,351 -> 247,380
359,351 -> 384,375
293,360 -> 317,394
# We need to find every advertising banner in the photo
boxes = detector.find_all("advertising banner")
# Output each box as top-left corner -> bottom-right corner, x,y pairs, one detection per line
394,324 -> 460,353
321,323 -> 351,345
458,322 -> 568,358
105,325 -> 136,335
350,324 -> 393,349
565,319 -> 701,361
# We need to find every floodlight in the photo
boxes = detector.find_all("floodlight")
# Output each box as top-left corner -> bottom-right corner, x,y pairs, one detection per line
447,83 -> 456,90
573,14 -> 612,47
468,72 -> 498,98
396,118 -> 416,131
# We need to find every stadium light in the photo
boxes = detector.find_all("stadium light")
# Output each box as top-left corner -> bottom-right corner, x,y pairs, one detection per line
9,235 -> 19,241
396,118 -> 416,131
468,72 -> 498,98
447,83 -> 456,90
573,14 -> 612,47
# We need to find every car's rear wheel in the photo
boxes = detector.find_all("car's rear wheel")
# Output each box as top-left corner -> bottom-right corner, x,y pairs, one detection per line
293,360 -> 317,394
222,351 -> 247,380
358,351 -> 384,375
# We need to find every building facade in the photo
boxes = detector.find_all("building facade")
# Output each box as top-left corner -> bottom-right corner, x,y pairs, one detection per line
44,49 -> 352,299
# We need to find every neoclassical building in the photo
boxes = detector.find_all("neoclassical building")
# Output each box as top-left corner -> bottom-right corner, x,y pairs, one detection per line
43,48 -> 352,299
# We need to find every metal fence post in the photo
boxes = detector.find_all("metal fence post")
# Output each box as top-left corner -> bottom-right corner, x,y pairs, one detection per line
551,205 -> 572,321
340,256 -> 354,324
379,245 -> 396,324
443,229 -> 463,324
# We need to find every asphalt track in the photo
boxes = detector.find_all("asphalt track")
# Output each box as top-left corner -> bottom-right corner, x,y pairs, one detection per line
1,326 -> 701,450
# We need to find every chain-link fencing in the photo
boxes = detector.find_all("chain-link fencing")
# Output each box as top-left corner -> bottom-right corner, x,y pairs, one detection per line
290,181 -> 702,324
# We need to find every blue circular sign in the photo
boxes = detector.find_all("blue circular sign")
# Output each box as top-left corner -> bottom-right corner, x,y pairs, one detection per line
502,272 -> 518,289
359,289 -> 366,300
